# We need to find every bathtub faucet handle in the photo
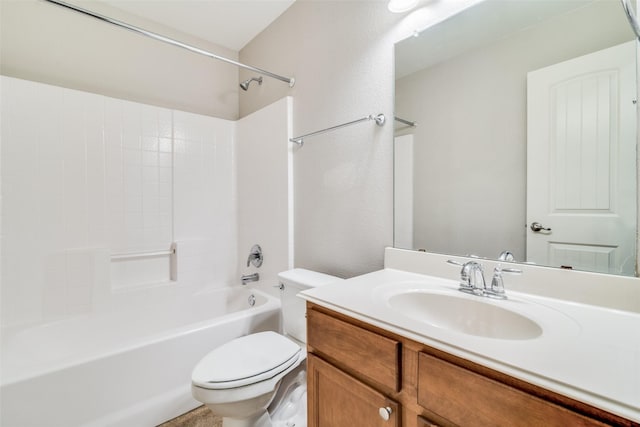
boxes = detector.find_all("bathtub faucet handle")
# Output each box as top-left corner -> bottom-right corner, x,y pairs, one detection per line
246,244 -> 263,268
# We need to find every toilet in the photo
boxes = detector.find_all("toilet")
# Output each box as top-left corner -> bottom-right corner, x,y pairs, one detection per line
191,269 -> 341,427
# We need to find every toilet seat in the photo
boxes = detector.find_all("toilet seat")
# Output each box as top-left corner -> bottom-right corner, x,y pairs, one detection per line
192,331 -> 301,390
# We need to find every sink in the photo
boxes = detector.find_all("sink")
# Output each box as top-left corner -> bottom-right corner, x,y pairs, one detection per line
387,291 -> 543,340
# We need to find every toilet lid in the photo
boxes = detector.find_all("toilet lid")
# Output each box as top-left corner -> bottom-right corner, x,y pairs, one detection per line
192,331 -> 301,390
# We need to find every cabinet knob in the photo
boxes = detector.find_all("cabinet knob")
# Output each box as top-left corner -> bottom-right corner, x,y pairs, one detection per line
379,406 -> 392,421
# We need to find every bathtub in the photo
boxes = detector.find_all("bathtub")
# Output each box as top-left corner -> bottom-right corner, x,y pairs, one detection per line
0,286 -> 281,427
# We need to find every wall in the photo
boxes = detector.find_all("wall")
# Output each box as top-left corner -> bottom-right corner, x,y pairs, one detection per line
2,0 -> 637,283
239,1 -> 397,278
1,0 -> 501,281
240,0 -> 639,279
0,76 -> 236,328
0,0 -> 239,119
236,97 -> 293,294
238,0 -> 487,278
395,0 -> 634,261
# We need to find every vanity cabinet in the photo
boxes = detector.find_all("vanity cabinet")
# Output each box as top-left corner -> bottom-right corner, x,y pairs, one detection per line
306,303 -> 638,427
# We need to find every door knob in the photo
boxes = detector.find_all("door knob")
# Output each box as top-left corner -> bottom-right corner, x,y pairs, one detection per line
530,222 -> 551,232
379,406 -> 392,421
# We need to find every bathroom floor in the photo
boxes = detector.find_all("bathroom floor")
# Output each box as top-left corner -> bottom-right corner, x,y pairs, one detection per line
158,406 -> 221,427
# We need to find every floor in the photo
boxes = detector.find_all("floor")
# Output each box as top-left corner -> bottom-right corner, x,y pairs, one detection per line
158,406 -> 222,427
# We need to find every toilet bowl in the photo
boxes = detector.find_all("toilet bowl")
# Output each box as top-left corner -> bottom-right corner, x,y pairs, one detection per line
191,269 -> 341,427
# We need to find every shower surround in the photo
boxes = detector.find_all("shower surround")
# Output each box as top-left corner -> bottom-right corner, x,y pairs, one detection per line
1,75 -> 237,327
0,76 -> 293,425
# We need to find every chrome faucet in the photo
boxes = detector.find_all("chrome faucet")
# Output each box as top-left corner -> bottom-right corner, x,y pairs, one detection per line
447,259 -> 521,299
241,273 -> 259,285
455,261 -> 486,296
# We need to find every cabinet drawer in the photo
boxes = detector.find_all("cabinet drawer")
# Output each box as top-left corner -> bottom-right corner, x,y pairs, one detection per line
417,352 -> 608,427
307,307 -> 401,391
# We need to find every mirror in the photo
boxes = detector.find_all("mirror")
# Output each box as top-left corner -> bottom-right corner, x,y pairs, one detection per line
394,0 -> 638,276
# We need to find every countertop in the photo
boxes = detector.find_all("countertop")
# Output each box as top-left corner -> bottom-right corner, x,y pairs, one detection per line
300,268 -> 640,423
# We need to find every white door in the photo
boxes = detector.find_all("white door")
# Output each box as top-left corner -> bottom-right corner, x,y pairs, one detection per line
527,41 -> 636,276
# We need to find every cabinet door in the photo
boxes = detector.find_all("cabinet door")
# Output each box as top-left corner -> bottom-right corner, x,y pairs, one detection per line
308,353 -> 400,427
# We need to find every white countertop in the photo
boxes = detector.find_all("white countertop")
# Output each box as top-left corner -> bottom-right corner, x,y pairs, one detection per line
300,268 -> 640,423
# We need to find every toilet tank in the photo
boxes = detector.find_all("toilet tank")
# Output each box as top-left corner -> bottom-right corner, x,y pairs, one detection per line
278,268 -> 341,343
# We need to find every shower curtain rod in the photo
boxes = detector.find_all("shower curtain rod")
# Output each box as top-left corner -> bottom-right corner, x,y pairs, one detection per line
620,0 -> 640,40
290,114 -> 386,147
43,0 -> 296,87
394,116 -> 417,127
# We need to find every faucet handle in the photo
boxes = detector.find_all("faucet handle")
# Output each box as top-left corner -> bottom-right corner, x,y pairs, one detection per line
498,251 -> 515,262
487,266 -> 522,299
246,244 -> 263,268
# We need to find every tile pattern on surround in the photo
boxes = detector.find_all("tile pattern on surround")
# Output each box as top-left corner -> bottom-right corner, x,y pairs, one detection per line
158,406 -> 221,427
0,76 -> 236,327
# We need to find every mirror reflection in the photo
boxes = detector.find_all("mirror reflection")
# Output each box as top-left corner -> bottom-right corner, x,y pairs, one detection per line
394,0 -> 638,276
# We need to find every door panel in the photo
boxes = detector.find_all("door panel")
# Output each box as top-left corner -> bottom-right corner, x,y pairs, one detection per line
527,41 -> 636,275
307,353 -> 399,427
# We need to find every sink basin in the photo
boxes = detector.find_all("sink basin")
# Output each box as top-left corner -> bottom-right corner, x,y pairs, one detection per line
387,291 -> 543,340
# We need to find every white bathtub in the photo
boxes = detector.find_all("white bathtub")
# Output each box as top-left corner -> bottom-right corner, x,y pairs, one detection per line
0,286 -> 281,427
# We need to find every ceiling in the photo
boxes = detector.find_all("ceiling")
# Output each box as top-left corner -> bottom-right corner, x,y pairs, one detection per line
97,0 -> 296,51
395,0 -> 594,79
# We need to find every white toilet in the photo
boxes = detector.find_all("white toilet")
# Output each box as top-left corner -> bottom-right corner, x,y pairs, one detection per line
191,269 -> 341,427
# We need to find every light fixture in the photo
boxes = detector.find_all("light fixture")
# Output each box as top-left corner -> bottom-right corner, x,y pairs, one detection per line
388,0 -> 419,13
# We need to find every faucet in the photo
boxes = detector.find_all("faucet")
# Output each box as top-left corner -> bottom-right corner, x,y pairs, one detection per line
241,273 -> 259,285
447,259 -> 521,299
457,261 -> 486,296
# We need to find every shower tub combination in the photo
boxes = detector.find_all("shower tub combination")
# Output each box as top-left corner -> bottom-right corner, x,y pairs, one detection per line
0,286 -> 280,427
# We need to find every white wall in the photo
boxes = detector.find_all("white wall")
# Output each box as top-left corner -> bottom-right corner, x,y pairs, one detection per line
1,0 -> 521,282
0,0 -> 239,119
236,97 -> 293,294
2,0 -> 637,285
239,1 -> 398,278
0,76 -> 236,328
239,0 -> 639,277
238,0 -> 484,278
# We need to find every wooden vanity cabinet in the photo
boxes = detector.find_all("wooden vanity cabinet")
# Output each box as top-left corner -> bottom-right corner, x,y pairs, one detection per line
306,302 -> 638,427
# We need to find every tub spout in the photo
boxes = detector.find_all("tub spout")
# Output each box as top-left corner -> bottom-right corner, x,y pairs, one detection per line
241,273 -> 259,285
